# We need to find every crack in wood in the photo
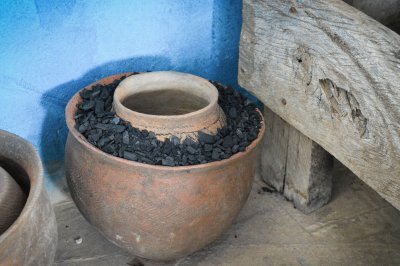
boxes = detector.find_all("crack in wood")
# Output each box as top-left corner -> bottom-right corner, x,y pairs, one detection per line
319,78 -> 369,139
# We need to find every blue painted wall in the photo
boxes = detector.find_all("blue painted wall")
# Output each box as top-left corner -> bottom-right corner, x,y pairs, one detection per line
0,0 -> 243,193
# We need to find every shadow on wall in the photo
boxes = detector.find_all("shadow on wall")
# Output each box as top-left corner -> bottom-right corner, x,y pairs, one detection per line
40,56 -> 172,194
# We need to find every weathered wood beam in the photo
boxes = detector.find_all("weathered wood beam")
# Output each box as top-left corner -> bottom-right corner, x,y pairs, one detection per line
261,107 -> 333,213
239,0 -> 400,210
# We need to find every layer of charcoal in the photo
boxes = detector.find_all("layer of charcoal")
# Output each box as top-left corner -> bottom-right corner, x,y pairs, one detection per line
74,74 -> 262,166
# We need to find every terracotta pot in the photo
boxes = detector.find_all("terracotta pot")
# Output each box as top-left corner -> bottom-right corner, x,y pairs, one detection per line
113,71 -> 227,141
65,74 -> 265,261
0,130 -> 57,265
0,166 -> 26,234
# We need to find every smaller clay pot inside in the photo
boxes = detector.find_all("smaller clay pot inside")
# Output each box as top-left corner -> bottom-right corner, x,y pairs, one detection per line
113,71 -> 226,141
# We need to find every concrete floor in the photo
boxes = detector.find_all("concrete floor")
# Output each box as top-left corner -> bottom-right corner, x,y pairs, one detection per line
54,161 -> 400,266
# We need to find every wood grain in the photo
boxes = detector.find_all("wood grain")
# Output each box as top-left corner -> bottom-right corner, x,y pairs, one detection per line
239,0 -> 400,209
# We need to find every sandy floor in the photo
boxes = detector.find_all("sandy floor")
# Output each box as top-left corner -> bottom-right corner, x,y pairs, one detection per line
54,161 -> 400,265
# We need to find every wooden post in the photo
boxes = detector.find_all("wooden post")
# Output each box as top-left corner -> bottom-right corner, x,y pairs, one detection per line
239,0 -> 400,210
261,108 -> 333,213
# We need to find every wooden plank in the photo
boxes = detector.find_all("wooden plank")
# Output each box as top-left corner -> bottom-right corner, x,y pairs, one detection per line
260,107 -> 290,192
261,107 -> 333,213
239,0 -> 400,210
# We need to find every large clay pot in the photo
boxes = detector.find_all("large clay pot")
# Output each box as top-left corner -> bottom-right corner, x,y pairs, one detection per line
0,130 -> 58,265
65,74 -> 264,261
113,71 -> 227,141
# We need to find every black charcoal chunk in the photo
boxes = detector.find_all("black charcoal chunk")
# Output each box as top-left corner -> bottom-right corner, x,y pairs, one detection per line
198,132 -> 214,144
123,151 -> 138,161
122,131 -> 129,145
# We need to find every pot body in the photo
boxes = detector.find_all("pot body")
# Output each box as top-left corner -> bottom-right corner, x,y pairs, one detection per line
65,74 -> 265,261
0,131 -> 57,266
65,131 -> 261,261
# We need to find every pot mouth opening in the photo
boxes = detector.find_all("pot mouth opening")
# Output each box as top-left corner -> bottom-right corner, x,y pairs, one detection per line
113,71 -> 219,121
121,88 -> 210,116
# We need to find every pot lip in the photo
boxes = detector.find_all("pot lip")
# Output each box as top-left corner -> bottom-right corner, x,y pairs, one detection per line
0,130 -> 44,243
113,71 -> 219,121
65,73 -> 265,171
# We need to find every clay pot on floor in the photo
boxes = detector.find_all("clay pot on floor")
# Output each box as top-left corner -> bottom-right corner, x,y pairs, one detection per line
65,73 -> 265,261
0,166 -> 26,235
0,130 -> 58,265
113,71 -> 227,141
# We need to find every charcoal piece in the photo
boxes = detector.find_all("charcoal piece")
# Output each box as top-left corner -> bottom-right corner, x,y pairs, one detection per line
154,157 -> 162,164
79,90 -> 92,99
163,139 -> 173,154
162,156 -> 175,166
151,139 -> 158,147
123,151 -> 138,161
112,125 -> 126,133
182,155 -> 188,164
100,89 -> 110,99
215,139 -> 224,146
229,107 -> 238,119
148,132 -> 156,139
80,101 -> 95,111
204,144 -> 213,152
144,141 -> 152,152
242,111 -> 249,120
188,155 -> 196,161
186,146 -> 197,155
171,136 -> 180,146
136,151 -> 147,157
236,129 -> 244,139
224,147 -> 232,154
78,124 -> 88,133
211,149 -> 220,160
183,137 -> 196,147
98,137 -> 109,147
171,147 -> 179,156
95,123 -> 112,130
122,131 -> 130,145
91,89 -> 101,98
232,144 -> 239,153
89,129 -> 102,142
74,113 -> 83,119
141,130 -> 149,138
198,132 -> 215,144
111,117 -> 120,124
103,144 -> 116,154
140,157 -> 154,164
223,136 -> 235,148
118,147 -> 124,157
219,128 -> 229,137
104,97 -> 113,108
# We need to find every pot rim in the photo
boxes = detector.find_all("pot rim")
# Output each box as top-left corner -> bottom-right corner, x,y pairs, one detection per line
112,71 -> 225,136
113,71 -> 219,120
65,73 -> 265,171
0,130 -> 43,243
